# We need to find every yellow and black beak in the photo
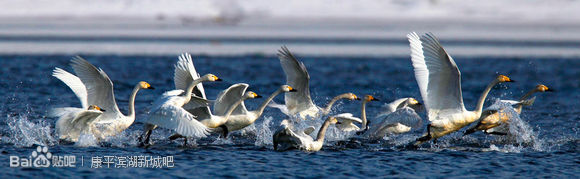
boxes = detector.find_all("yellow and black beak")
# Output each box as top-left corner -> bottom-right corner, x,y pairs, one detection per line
371,98 -> 379,101
255,94 -> 262,98
147,85 -> 155,89
289,89 -> 297,92
100,108 -> 106,112
546,88 -> 554,92
216,78 -> 223,81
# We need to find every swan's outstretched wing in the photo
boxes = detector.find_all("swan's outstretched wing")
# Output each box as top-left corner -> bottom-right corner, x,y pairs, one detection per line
49,107 -> 84,118
174,53 -> 211,113
375,107 -> 423,129
277,46 -> 316,114
267,100 -> 291,116
213,83 -> 249,116
408,32 -> 465,121
70,110 -> 104,128
70,57 -> 121,119
376,98 -> 410,118
333,113 -> 363,132
53,68 -> 88,108
144,99 -> 209,138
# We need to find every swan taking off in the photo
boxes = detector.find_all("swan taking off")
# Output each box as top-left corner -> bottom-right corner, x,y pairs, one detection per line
219,85 -> 297,137
464,84 -> 551,136
334,95 -> 380,132
407,32 -> 514,145
363,98 -> 423,140
140,73 -> 222,144
273,115 -> 349,152
139,53 -> 223,145
50,57 -> 154,141
271,46 -> 360,119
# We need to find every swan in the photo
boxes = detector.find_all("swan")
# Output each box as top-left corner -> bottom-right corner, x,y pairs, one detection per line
271,46 -> 360,119
407,32 -> 514,145
50,57 -> 154,141
51,105 -> 106,142
464,84 -> 551,136
163,84 -> 262,142
273,115 -> 351,152
363,98 -> 423,138
139,73 -> 223,145
218,84 -> 297,137
334,95 -> 379,132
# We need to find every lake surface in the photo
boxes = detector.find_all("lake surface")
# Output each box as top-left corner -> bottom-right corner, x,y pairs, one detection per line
0,55 -> 578,178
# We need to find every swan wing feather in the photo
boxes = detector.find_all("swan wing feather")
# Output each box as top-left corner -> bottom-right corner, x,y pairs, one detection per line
408,32 -> 465,121
70,56 -> 121,119
213,83 -> 249,116
52,68 -> 88,108
277,46 -> 316,114
144,102 -> 209,138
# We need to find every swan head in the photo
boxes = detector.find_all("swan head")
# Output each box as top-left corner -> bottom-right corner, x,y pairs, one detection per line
244,91 -> 262,99
345,93 -> 360,100
281,85 -> 297,92
87,105 -> 105,112
497,75 -> 514,83
203,74 -> 222,82
407,98 -> 421,105
327,117 -> 339,124
364,95 -> 379,102
535,84 -> 552,92
139,81 -> 155,89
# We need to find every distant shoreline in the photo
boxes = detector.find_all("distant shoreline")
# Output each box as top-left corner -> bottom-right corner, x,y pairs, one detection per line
0,17 -> 578,57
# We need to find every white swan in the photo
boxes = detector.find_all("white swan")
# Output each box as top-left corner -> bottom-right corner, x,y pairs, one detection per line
51,105 -> 106,142
407,32 -> 514,145
139,73 -> 222,144
273,115 -> 349,152
334,95 -> 379,132
50,57 -> 154,141
271,46 -> 360,119
363,98 -> 423,138
218,84 -> 297,137
464,84 -> 551,136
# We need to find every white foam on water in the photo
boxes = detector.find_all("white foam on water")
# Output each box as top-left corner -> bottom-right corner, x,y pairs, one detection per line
5,114 -> 58,147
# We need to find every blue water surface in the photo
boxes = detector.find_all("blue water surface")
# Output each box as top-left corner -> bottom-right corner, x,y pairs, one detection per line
0,55 -> 578,178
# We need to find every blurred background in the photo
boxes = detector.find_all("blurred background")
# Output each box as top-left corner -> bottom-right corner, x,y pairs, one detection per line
1,0 -> 579,57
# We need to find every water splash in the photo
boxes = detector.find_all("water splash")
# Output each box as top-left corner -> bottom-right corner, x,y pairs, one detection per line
254,116 -> 274,147
75,134 -> 98,147
5,114 -> 57,147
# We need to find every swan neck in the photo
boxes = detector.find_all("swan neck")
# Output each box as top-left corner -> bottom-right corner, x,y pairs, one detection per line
323,95 -> 345,114
515,89 -> 537,113
316,119 -> 332,142
127,84 -> 141,118
475,79 -> 499,116
255,89 -> 283,117
183,78 -> 205,104
224,97 -> 246,120
361,100 -> 368,129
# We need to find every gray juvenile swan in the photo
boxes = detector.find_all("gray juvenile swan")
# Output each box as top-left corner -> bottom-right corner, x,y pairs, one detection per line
464,84 -> 551,136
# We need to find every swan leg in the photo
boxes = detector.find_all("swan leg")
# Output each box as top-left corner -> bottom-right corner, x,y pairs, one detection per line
415,124 -> 432,145
218,125 -> 229,138
138,129 -> 153,147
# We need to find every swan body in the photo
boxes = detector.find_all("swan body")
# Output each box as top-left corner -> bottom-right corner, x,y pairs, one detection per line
273,46 -> 360,119
218,85 -> 296,135
407,32 -> 513,145
464,84 -> 550,135
50,57 -> 154,141
273,116 -> 343,152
